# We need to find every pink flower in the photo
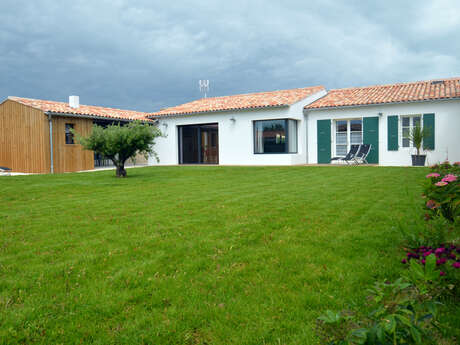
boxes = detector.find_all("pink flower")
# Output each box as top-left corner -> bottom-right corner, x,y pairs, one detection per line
452,262 -> 460,269
435,181 -> 448,187
401,259 -> 407,264
426,173 -> 440,178
439,271 -> 446,276
423,251 -> 433,257
441,174 -> 457,183
426,200 -> 439,209
435,247 -> 445,255
436,258 -> 447,265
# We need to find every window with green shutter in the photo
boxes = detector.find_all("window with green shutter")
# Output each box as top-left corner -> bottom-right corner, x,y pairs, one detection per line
387,116 -> 398,150
423,113 -> 435,150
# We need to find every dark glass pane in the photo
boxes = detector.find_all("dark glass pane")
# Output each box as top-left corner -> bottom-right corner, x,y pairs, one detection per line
402,117 -> 410,127
65,124 -> 74,144
263,120 -> 286,153
181,126 -> 199,163
350,120 -> 362,131
337,121 -> 347,132
413,116 -> 421,127
254,120 -> 287,153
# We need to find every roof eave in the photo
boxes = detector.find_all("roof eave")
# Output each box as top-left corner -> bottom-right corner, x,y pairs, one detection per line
148,104 -> 290,119
305,96 -> 460,111
44,111 -> 154,123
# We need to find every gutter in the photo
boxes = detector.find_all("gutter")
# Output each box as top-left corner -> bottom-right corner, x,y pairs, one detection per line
147,104 -> 290,119
44,111 -> 154,124
304,96 -> 460,112
48,114 -> 54,174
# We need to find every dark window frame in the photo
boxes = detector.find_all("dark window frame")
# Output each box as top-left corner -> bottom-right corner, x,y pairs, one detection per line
253,118 -> 298,154
65,123 -> 75,145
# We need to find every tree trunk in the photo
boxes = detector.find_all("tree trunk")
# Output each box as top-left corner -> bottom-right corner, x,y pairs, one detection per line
115,164 -> 127,177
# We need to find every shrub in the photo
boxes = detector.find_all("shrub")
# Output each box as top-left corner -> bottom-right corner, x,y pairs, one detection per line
423,163 -> 459,223
402,249 -> 460,296
316,279 -> 442,345
398,217 -> 453,248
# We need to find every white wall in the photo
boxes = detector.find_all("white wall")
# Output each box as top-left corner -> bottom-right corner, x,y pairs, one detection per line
305,99 -> 460,166
149,90 -> 327,165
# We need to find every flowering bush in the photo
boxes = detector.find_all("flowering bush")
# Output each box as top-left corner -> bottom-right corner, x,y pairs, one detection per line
423,161 -> 459,223
402,246 -> 460,294
316,279 -> 443,345
430,161 -> 460,176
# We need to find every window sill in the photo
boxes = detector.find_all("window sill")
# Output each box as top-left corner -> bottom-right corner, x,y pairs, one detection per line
253,152 -> 298,155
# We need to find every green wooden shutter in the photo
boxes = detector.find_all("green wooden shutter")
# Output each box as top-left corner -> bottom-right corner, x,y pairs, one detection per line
363,117 -> 379,164
387,116 -> 398,151
423,113 -> 435,150
317,120 -> 331,163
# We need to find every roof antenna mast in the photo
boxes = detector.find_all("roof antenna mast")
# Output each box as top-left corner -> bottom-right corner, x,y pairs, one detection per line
199,80 -> 210,98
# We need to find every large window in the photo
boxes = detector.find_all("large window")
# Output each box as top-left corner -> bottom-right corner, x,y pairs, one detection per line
65,123 -> 75,144
401,115 -> 421,148
254,119 -> 297,154
335,119 -> 362,156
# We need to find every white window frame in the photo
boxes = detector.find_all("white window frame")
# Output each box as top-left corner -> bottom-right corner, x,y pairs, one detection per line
333,118 -> 363,157
400,114 -> 422,149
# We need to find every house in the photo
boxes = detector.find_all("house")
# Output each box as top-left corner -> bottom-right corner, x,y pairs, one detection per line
148,77 -> 460,166
0,96 -> 150,173
148,86 -> 327,165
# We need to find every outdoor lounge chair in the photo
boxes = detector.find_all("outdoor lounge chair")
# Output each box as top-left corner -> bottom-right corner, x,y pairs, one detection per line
352,144 -> 371,164
330,144 -> 360,164
0,166 -> 12,176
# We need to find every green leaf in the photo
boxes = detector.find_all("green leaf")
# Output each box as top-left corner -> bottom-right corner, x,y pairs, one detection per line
410,326 -> 422,344
348,328 -> 368,344
383,315 -> 396,333
395,314 -> 412,327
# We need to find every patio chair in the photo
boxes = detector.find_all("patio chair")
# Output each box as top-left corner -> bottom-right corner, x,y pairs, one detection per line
352,144 -> 372,164
330,144 -> 360,164
0,166 -> 12,176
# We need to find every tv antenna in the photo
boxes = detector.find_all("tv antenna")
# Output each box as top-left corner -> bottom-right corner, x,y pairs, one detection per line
199,80 -> 209,98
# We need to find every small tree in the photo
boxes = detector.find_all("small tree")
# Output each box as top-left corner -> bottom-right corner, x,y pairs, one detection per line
76,121 -> 163,177
409,125 -> 430,156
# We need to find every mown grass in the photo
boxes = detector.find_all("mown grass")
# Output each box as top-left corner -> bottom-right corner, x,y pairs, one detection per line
0,166 -> 431,344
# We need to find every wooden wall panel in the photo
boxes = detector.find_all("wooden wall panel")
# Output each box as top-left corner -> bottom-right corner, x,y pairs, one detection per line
51,117 -> 94,173
0,100 -> 95,173
0,100 -> 49,173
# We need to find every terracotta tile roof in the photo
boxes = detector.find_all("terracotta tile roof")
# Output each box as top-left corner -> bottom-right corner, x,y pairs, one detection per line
306,77 -> 460,109
149,86 -> 325,117
7,96 -> 151,121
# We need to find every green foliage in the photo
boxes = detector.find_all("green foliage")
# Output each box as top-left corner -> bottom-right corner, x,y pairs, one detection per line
423,164 -> 460,223
398,217 -> 452,248
409,125 -> 430,156
317,279 -> 442,345
430,161 -> 460,176
75,121 -> 163,177
404,254 -> 443,296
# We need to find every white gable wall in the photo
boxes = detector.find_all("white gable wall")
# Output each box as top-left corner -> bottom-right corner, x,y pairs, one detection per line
305,99 -> 460,166
150,89 -> 327,165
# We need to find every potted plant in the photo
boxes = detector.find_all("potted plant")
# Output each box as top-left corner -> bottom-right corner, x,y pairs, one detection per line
409,125 -> 429,166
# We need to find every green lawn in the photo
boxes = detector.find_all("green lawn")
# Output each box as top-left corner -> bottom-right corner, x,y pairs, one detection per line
0,166 -> 428,344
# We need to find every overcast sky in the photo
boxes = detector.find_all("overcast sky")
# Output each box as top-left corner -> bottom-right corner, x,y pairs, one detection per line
1,0 -> 459,112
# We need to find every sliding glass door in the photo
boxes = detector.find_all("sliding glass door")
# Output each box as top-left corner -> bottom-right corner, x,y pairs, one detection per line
178,123 -> 218,164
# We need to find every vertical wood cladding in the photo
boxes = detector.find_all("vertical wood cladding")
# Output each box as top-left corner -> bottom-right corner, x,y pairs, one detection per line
0,100 -> 95,173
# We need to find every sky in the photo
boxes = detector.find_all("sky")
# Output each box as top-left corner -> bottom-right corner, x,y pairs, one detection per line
1,0 -> 459,112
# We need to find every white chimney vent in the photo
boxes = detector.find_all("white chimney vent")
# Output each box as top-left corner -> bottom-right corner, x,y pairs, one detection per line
69,95 -> 79,108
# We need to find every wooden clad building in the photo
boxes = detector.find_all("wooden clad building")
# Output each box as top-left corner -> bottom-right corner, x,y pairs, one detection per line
0,96 -> 150,174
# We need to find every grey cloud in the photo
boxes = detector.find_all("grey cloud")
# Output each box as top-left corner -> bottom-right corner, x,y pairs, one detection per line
0,0 -> 459,112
